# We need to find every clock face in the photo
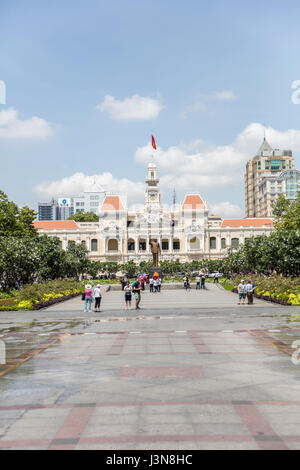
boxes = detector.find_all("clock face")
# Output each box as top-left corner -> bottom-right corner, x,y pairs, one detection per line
150,192 -> 156,200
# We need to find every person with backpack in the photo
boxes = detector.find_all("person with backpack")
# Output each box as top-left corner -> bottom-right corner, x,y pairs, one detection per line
83,284 -> 93,313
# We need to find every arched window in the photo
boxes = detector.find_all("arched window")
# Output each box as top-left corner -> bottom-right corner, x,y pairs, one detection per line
81,240 -> 86,246
190,237 -> 200,250
91,239 -> 98,251
231,238 -> 239,248
128,239 -> 135,251
108,239 -> 118,251
210,237 -> 216,249
221,238 -> 226,249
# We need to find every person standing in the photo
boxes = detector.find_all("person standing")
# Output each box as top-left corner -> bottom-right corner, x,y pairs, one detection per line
124,281 -> 132,310
153,278 -> 158,293
196,275 -> 200,290
214,273 -> 219,284
246,280 -> 255,305
157,277 -> 162,292
149,277 -> 154,293
237,280 -> 247,305
132,280 -> 141,309
201,274 -> 206,290
93,284 -> 102,312
84,284 -> 93,313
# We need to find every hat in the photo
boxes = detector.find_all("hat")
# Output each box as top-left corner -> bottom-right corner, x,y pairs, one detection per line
241,280 -> 244,282
96,284 -> 101,288
85,284 -> 92,289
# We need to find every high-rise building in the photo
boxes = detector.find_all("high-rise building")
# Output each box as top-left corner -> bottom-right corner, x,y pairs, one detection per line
245,137 -> 296,217
38,198 -> 74,220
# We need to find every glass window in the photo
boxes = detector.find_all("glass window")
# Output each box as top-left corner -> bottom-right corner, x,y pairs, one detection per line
210,237 -> 216,249
231,238 -> 239,248
162,241 -> 169,251
91,239 -> 98,251
282,160 -> 286,169
173,240 -> 180,250
139,241 -> 146,251
128,241 -> 135,251
221,238 -> 226,249
258,161 -> 261,170
271,160 -> 281,171
265,160 -> 269,170
289,160 -> 292,168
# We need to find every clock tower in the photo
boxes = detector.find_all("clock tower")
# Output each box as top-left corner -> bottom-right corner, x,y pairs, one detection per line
145,162 -> 161,208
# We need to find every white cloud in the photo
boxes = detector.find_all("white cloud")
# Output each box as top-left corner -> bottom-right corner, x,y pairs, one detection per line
34,172 -> 145,206
211,90 -> 237,101
0,107 -> 54,139
179,90 -> 237,119
96,94 -> 164,120
135,122 -> 300,194
209,201 -> 244,218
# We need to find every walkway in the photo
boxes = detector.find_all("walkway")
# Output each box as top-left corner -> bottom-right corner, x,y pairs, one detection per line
0,284 -> 300,450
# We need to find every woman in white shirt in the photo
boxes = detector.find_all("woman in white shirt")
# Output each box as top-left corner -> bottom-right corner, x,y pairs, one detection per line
93,284 -> 102,312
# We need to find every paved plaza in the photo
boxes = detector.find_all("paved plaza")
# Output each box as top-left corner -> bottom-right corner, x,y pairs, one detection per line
1,284 -> 300,450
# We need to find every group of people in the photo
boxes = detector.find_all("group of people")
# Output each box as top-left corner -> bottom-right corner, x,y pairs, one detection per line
184,274 -> 206,291
82,284 -> 102,313
237,279 -> 256,305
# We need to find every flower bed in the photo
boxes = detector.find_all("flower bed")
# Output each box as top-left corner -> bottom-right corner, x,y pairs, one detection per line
0,279 -> 83,311
223,275 -> 300,306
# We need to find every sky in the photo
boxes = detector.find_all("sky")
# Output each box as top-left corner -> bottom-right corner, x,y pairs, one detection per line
1,0 -> 300,217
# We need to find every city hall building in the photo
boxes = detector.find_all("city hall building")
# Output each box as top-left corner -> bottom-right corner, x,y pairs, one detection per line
34,162 -> 274,263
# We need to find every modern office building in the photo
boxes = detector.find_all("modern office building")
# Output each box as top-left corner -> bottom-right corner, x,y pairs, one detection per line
38,198 -> 74,221
245,137 -> 296,217
258,169 -> 300,216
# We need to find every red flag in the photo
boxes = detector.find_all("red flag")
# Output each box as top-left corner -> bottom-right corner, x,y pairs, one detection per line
151,135 -> 157,150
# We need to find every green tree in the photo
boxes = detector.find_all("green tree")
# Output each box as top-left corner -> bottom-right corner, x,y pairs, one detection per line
0,190 -> 37,237
68,211 -> 99,222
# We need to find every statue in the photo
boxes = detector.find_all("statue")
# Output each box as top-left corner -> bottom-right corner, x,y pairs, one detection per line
149,239 -> 161,267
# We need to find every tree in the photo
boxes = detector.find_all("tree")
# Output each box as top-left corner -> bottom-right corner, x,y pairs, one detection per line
37,235 -> 66,280
0,190 -> 37,237
68,211 -> 99,222
64,241 -> 90,278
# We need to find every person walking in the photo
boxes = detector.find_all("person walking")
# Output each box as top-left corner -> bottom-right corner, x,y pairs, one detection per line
124,281 -> 132,310
93,284 -> 102,312
149,277 -> 154,293
214,273 -> 219,284
132,279 -> 141,309
237,280 -> 247,305
84,284 -> 93,313
196,274 -> 200,290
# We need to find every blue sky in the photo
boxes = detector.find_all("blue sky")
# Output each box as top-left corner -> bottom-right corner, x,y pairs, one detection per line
1,0 -> 300,216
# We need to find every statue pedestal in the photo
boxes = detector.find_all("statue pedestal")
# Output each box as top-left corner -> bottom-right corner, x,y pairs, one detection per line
148,267 -> 164,280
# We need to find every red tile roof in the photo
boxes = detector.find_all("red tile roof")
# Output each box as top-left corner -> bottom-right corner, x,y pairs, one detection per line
182,194 -> 206,210
34,220 -> 79,230
221,218 -> 274,228
101,195 -> 124,211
